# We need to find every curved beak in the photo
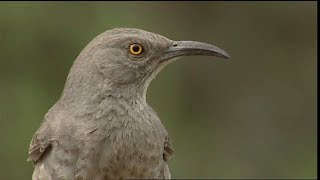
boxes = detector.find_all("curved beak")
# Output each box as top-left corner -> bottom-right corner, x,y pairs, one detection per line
161,41 -> 230,62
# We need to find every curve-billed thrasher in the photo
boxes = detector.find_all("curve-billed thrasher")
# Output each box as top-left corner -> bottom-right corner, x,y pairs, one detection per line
28,28 -> 230,180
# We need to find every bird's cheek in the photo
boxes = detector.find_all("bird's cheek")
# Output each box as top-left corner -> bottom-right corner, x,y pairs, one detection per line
97,61 -> 141,84
110,67 -> 141,84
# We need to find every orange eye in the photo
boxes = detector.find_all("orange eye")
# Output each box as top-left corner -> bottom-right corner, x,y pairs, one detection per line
129,44 -> 143,55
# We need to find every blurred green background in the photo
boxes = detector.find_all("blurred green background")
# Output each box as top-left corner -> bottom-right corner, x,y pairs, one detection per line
0,2 -> 316,179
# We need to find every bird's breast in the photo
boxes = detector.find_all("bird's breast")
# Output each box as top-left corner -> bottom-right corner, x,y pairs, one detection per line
91,120 -> 166,179
88,99 -> 168,179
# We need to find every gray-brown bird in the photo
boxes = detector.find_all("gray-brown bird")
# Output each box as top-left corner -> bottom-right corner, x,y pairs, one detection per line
28,28 -> 230,180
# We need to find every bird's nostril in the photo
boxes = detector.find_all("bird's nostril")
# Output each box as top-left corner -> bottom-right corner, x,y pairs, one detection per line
172,44 -> 178,47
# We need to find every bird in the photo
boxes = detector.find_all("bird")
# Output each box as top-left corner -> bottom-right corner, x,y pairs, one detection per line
27,28 -> 230,180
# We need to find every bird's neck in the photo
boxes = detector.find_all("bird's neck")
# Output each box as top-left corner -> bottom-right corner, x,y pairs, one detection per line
60,79 -> 149,110
58,60 -> 151,110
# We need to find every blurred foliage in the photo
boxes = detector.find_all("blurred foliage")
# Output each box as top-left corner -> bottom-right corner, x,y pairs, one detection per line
0,2 -> 316,179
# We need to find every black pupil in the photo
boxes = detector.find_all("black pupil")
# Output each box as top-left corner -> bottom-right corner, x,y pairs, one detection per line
132,45 -> 140,52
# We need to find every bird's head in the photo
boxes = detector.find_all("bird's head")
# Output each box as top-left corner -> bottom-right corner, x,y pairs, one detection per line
63,28 -> 230,101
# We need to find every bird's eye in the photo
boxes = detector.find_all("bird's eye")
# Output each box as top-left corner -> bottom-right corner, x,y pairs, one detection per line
129,44 -> 143,55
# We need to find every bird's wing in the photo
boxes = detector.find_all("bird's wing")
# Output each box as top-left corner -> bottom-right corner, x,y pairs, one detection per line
27,130 -> 52,163
27,113 -> 53,163
163,136 -> 174,161
162,136 -> 174,179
